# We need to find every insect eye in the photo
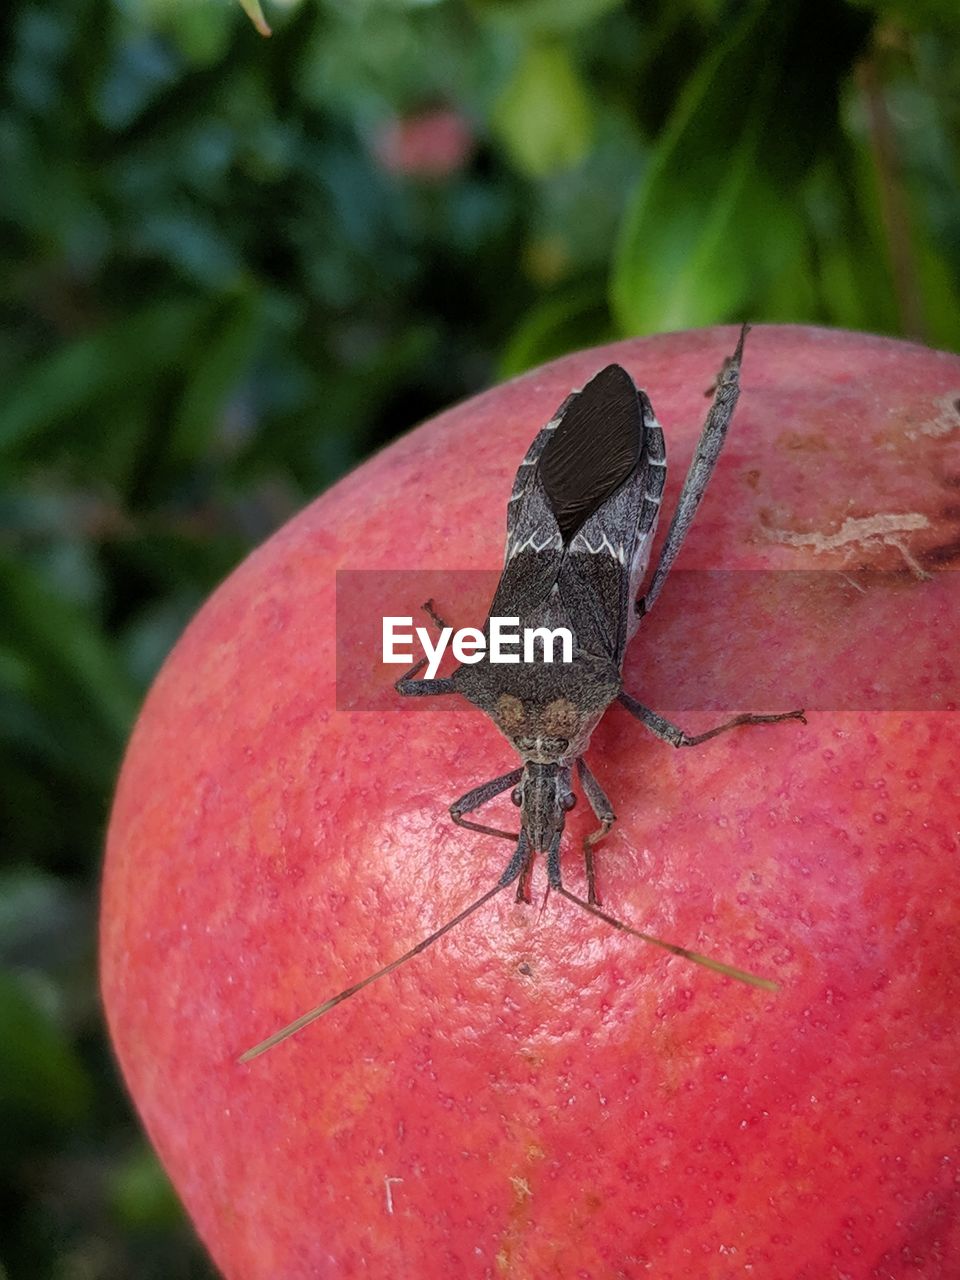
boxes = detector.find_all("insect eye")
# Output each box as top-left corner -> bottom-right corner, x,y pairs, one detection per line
562,793 -> 576,811
511,787 -> 523,806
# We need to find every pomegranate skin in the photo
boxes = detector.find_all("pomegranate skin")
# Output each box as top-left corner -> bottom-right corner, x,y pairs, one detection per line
102,326 -> 960,1279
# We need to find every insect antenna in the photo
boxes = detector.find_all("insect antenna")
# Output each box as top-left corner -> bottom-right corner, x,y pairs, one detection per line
556,886 -> 777,992
239,880 -> 509,1063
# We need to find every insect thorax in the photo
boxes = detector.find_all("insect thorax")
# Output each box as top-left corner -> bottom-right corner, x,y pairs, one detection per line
452,652 -> 620,763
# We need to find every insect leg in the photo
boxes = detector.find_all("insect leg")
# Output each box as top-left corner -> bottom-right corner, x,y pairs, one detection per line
420,597 -> 450,631
516,851 -> 535,904
498,829 -> 532,888
394,598 -> 458,696
618,691 -> 806,747
239,877 -> 514,1062
576,758 -> 616,906
638,323 -> 749,619
394,657 -> 456,698
556,886 -> 777,992
450,768 -> 523,843
545,831 -> 564,890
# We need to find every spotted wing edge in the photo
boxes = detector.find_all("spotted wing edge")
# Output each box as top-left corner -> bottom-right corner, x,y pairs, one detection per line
559,390 -> 667,664
501,391 -> 574,564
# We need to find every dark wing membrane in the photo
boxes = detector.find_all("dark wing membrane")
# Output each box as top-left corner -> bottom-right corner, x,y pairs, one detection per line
558,389 -> 663,664
485,368 -> 651,640
504,391 -> 574,544
538,365 -> 643,544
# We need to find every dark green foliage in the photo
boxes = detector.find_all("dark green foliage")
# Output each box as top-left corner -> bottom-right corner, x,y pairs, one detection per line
1,0 -> 958,1273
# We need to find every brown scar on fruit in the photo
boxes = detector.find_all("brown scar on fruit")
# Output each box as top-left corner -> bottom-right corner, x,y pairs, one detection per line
764,512 -> 933,579
781,431 -> 829,451
902,391 -> 960,440
496,1159 -> 541,1273
923,538 -> 960,568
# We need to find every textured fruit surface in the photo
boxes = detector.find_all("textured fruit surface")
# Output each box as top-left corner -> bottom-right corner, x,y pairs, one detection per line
101,327 -> 960,1279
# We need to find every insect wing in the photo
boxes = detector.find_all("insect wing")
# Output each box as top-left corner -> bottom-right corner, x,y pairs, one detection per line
538,366 -> 662,663
486,366 -> 664,657
503,390 -> 575,547
486,393 -> 574,621
539,365 -> 643,544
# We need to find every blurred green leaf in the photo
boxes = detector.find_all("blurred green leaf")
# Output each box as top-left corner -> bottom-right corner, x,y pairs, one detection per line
165,2 -> 237,66
612,0 -> 874,334
133,212 -> 246,287
849,0 -> 960,31
493,43 -> 594,177
0,555 -> 140,779
168,291 -> 263,465
612,1 -> 786,333
110,1148 -> 184,1229
472,0 -> 623,35
498,280 -> 612,377
298,4 -> 494,118
119,594 -> 199,688
0,969 -> 91,1138
914,237 -> 960,349
525,107 -> 647,280
95,36 -> 180,129
0,301 -> 206,459
8,8 -> 70,116
0,869 -> 82,968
